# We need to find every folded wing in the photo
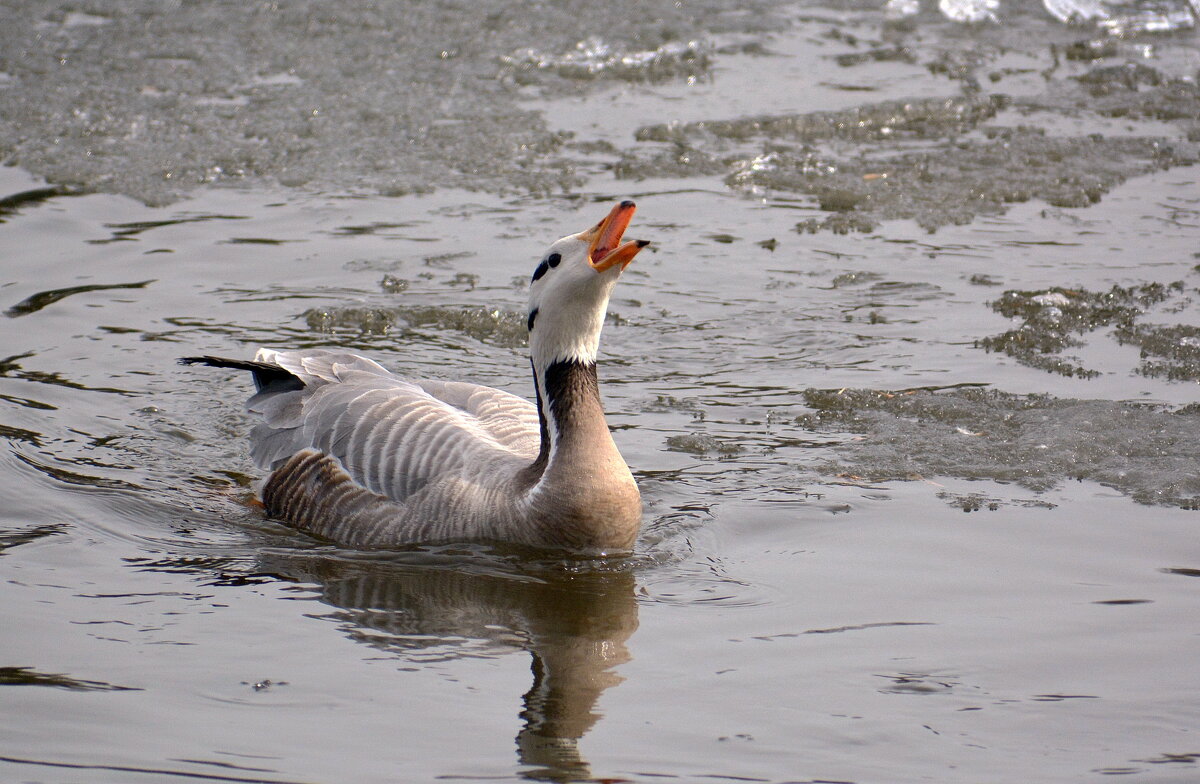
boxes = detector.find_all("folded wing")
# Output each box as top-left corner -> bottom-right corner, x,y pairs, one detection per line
247,349 -> 540,506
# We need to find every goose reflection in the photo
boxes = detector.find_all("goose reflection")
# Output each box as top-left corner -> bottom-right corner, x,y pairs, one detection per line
259,548 -> 639,782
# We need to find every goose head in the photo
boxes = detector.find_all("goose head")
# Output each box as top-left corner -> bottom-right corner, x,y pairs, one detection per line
526,200 -> 649,369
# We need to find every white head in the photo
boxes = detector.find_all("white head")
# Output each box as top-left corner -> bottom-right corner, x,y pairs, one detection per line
526,201 -> 649,369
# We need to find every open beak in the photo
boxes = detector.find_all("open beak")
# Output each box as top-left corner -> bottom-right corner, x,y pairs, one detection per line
579,200 -> 650,272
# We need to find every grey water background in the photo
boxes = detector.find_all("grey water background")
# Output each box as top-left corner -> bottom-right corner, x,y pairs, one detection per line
3,0 -> 1200,781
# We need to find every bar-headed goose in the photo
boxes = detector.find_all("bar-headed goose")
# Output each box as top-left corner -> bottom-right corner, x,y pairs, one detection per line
183,201 -> 648,554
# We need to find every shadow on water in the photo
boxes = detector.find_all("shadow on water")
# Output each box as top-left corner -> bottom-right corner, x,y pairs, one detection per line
0,185 -> 85,222
256,547 -> 640,783
0,666 -> 141,693
0,522 -> 68,552
4,280 -> 156,318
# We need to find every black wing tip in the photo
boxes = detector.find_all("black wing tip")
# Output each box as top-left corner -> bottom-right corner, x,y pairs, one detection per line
178,355 -> 277,373
179,354 -> 304,393
179,355 -> 239,368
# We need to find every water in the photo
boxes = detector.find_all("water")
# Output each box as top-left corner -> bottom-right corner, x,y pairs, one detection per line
2,1 -> 1200,782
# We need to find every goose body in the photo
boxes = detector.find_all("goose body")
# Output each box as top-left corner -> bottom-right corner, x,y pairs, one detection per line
184,202 -> 648,554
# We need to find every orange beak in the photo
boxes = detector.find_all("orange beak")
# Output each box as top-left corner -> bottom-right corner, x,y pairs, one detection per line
579,200 -> 650,272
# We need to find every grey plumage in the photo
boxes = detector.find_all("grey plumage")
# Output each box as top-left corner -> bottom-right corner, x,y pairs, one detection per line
249,348 -> 545,546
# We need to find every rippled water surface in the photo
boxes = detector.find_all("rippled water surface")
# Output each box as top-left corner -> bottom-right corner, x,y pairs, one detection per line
3,1 -> 1200,782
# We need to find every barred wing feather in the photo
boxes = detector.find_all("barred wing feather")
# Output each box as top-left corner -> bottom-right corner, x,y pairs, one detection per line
246,350 -> 540,507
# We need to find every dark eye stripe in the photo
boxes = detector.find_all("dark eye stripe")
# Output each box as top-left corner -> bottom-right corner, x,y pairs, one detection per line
527,307 -> 538,331
531,253 -> 562,283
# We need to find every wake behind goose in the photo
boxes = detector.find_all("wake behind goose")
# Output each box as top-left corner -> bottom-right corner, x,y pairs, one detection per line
182,201 -> 649,554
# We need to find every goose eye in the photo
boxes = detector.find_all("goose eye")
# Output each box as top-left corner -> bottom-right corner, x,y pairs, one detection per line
531,253 -> 562,283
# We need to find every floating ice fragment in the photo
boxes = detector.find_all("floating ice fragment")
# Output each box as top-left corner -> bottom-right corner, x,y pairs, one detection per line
241,72 -> 304,89
1031,292 -> 1073,307
499,36 -> 711,83
885,0 -> 922,18
1038,306 -> 1065,323
746,153 -> 780,173
918,0 -> 1196,28
938,0 -> 1001,22
1042,0 -> 1111,22
1098,0 -> 1197,35
63,12 -> 110,27
665,433 -> 743,456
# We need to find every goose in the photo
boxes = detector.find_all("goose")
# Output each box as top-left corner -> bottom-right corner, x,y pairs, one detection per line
182,201 -> 649,554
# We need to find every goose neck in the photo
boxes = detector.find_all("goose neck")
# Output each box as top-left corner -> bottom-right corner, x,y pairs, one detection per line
521,357 -> 641,551
533,358 -> 608,463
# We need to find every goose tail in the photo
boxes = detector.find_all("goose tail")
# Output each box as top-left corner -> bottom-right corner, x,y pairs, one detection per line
179,355 -> 305,394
